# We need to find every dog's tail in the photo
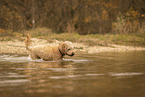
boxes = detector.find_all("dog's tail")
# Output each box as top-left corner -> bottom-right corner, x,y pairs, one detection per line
25,34 -> 31,51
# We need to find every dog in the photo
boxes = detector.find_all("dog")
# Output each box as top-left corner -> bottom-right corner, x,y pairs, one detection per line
25,34 -> 75,61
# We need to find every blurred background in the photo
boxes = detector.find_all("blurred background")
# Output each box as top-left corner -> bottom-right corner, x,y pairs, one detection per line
0,0 -> 145,34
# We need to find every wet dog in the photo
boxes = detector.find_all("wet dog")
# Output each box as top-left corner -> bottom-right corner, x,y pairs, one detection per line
25,34 -> 75,61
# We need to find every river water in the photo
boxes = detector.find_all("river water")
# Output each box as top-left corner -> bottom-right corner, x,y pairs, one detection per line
0,51 -> 145,97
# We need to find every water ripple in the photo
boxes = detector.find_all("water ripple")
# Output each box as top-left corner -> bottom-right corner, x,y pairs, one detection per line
110,72 -> 144,76
0,79 -> 30,87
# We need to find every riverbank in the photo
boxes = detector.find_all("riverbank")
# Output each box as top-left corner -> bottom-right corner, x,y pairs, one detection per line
0,27 -> 145,55
0,37 -> 145,56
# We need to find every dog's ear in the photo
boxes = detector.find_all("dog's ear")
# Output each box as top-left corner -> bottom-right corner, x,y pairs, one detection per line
59,42 -> 66,54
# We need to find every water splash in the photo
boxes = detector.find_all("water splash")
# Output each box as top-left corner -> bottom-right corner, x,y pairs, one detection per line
0,54 -> 92,63
0,54 -> 31,62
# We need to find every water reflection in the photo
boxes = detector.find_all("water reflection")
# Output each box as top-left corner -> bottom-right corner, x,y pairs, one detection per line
23,61 -> 77,94
0,52 -> 145,97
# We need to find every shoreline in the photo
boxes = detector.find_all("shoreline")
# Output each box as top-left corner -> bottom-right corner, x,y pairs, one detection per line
0,38 -> 145,55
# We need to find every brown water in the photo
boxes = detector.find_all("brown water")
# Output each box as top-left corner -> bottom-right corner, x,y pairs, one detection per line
0,51 -> 145,97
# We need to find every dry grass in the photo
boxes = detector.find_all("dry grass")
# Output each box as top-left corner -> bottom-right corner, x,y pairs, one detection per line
0,27 -> 145,47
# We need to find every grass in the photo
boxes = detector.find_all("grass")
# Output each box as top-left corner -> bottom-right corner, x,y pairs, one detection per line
0,27 -> 145,47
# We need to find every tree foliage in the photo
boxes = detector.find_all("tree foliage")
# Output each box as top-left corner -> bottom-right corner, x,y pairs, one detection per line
0,0 -> 145,34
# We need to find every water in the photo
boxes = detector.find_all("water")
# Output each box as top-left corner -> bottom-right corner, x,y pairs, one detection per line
0,51 -> 145,97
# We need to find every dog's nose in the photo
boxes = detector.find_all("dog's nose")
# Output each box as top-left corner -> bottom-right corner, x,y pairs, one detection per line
71,53 -> 75,56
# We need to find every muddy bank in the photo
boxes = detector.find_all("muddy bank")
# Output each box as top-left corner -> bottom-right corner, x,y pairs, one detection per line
0,38 -> 145,55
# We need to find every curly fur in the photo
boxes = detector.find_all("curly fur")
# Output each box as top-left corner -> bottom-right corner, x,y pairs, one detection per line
25,34 -> 75,61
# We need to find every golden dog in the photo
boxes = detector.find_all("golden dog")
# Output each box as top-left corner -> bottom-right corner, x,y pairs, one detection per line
25,34 -> 75,61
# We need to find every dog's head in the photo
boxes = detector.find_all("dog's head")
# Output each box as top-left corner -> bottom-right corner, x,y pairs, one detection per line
58,41 -> 75,56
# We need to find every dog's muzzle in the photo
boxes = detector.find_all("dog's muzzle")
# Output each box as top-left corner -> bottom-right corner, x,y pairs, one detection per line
70,53 -> 75,56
